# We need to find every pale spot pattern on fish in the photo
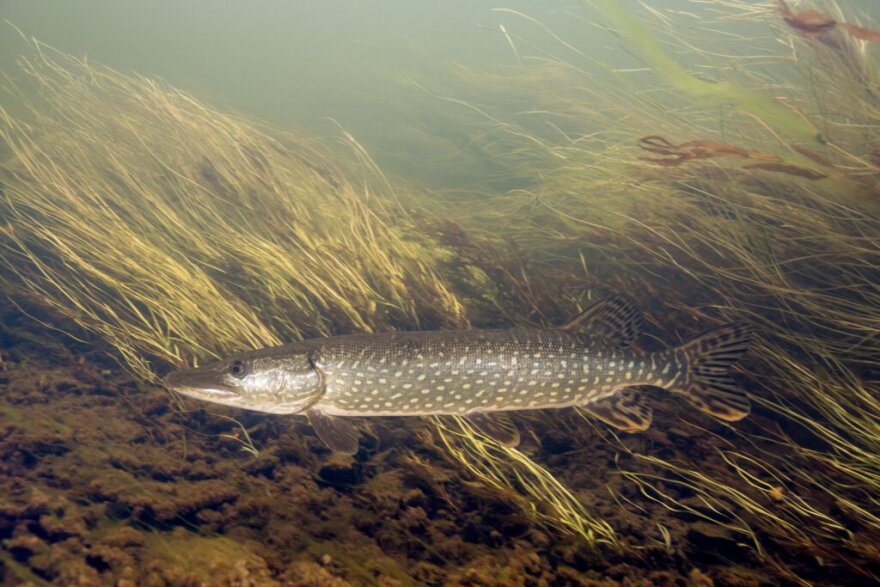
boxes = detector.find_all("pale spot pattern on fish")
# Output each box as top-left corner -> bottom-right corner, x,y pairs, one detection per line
164,295 -> 755,454
316,329 -> 669,417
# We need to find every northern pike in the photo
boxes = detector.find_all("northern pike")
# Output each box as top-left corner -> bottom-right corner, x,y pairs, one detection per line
165,296 -> 754,454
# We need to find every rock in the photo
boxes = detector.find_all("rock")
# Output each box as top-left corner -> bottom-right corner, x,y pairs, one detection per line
281,561 -> 351,586
7,533 -> 47,560
688,567 -> 715,587
317,457 -> 363,487
103,526 -> 145,548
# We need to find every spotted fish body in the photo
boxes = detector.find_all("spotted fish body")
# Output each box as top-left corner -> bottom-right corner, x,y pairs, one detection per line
165,296 -> 754,453
317,329 -> 677,416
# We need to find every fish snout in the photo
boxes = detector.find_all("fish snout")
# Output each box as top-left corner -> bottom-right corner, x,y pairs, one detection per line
163,366 -> 239,400
162,369 -> 183,389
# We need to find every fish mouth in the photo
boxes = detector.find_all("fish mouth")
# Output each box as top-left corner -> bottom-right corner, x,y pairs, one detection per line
163,369 -> 239,401
172,385 -> 238,400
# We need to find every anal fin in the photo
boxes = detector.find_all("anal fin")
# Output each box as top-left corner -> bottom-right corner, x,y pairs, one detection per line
465,413 -> 521,447
306,409 -> 360,455
583,388 -> 652,433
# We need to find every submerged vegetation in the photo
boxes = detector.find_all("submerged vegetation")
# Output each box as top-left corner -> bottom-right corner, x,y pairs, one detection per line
0,41 -> 468,381
415,0 -> 880,579
1,0 -> 880,583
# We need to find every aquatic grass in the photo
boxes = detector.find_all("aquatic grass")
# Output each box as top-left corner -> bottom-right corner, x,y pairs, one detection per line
407,0 -> 880,578
0,39 -> 467,382
0,41 -> 611,557
585,0 -> 824,144
433,414 -> 619,549
3,2 -> 880,579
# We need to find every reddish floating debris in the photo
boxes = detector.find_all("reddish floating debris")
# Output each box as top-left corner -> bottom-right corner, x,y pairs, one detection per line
778,0 -> 880,44
742,162 -> 827,180
637,135 -> 827,180
777,1 -> 836,37
791,145 -> 834,168
637,135 -> 780,167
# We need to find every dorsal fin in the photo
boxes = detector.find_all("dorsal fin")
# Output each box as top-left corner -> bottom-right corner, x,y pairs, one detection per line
583,387 -> 652,433
465,413 -> 521,447
307,409 -> 360,455
560,295 -> 642,348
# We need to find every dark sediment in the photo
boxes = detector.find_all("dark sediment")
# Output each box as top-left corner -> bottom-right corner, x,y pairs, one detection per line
0,306 -> 869,586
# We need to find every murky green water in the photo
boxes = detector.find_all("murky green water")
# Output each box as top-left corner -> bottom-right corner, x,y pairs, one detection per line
2,1 -> 880,584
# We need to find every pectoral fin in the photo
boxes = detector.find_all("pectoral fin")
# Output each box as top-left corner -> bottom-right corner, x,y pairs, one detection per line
306,409 -> 360,455
465,413 -> 521,447
560,295 -> 642,349
583,388 -> 652,433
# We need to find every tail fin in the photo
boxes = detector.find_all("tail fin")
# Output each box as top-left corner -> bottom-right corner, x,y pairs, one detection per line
673,322 -> 754,421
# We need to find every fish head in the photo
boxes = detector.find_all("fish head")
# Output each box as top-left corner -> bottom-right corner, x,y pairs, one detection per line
164,345 -> 324,414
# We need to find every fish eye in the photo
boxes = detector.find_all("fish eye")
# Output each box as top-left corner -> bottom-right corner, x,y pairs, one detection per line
229,360 -> 248,378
